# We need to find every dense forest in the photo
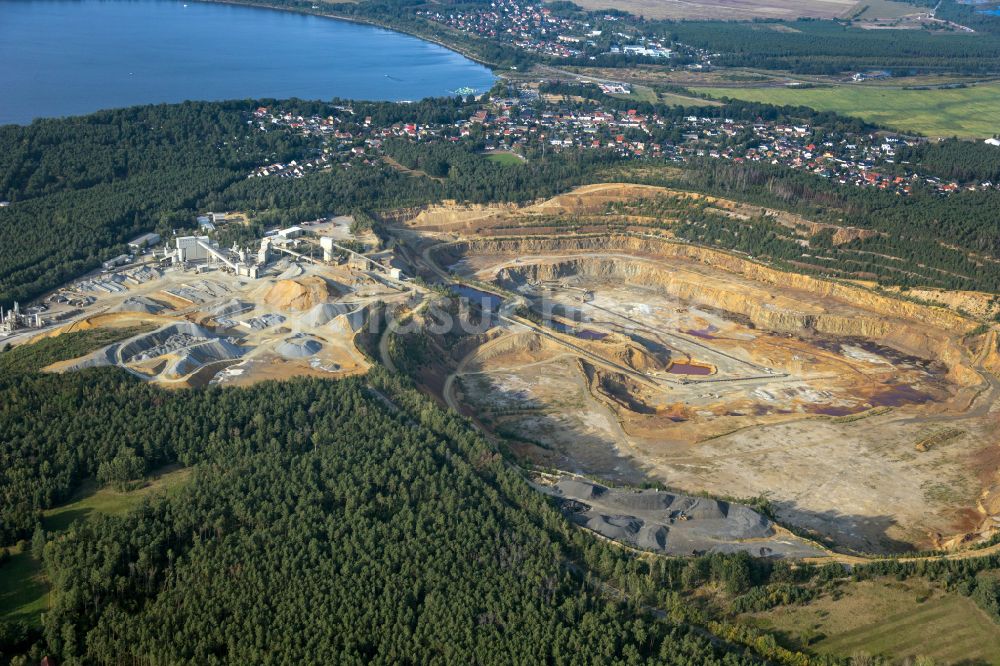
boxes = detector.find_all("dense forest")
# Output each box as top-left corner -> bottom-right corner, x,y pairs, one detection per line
0,332 -> 789,665
223,0 -> 1000,74
936,0 -> 1000,36
0,98 -> 612,307
0,102 -> 312,306
663,20 -> 1000,74
2,2 -> 1000,661
3,331 -> 997,664
536,82 -> 876,135
618,159 -> 1000,293
3,95 -> 999,306
896,138 -> 1000,183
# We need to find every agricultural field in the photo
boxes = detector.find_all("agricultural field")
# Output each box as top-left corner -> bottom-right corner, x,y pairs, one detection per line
656,90 -> 723,106
0,466 -> 192,627
612,83 -> 722,106
851,0 -> 926,21
745,578 -> 1000,665
568,0 -> 858,20
703,82 -> 1000,138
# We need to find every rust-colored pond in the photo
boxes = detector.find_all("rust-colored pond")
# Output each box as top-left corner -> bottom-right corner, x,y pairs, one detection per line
668,362 -> 713,376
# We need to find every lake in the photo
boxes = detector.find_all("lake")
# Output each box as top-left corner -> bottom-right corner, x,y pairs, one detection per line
0,0 -> 495,125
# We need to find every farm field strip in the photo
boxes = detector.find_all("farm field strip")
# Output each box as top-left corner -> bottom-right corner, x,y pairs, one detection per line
703,83 -> 1000,138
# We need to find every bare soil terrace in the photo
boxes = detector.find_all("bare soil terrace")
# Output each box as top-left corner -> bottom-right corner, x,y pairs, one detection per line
394,185 -> 1000,555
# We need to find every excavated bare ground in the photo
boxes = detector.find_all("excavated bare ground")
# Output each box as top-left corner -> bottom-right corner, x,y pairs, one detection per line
39,260 -> 381,387
441,233 -> 1000,554
399,182 -> 886,251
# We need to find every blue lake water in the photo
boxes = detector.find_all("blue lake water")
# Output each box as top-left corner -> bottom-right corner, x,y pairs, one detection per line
0,0 -> 495,125
450,285 -> 503,310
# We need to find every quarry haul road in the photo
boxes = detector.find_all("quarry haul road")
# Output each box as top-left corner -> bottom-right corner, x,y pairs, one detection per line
415,238 -> 686,389
397,235 -> 1000,564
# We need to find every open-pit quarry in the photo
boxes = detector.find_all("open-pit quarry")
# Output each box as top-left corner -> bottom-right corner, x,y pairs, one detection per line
388,185 -> 1000,556
15,185 -> 1000,559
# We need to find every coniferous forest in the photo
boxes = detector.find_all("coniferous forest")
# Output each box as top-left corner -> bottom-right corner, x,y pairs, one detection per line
0,333 -> 776,665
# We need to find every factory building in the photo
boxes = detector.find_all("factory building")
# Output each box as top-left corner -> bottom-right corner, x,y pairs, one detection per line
169,235 -> 271,279
278,226 -> 304,239
128,232 -> 161,251
320,236 -> 336,262
258,238 -> 272,265
0,302 -> 41,334
103,254 -> 131,271
174,236 -> 215,263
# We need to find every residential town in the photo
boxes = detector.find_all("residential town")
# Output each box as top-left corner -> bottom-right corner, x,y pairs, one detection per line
247,86 -> 997,197
416,1 -> 679,62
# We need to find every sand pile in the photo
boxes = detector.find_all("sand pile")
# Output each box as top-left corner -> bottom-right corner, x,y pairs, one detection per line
277,263 -> 304,280
264,277 -> 331,312
612,343 -> 667,373
165,339 -> 245,378
119,323 -> 246,380
556,478 -> 606,500
207,299 -> 252,318
329,307 -> 367,335
44,346 -> 118,373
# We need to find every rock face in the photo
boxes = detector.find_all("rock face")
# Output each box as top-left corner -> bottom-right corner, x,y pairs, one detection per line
444,234 -> 983,386
264,277 -> 331,312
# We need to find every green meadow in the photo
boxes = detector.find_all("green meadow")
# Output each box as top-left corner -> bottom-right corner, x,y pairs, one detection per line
747,578 -> 1000,665
0,466 -> 192,627
485,151 -> 525,165
704,82 -> 1000,138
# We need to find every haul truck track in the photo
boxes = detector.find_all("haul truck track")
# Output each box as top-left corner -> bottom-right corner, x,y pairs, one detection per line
395,220 -> 1000,555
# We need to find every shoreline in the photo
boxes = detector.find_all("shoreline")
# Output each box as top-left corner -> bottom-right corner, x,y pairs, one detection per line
194,0 -> 504,74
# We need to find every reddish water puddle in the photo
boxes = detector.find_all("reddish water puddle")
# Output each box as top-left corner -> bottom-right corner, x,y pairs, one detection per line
548,320 -> 608,340
683,325 -> 719,340
870,384 -> 933,407
810,384 -> 933,416
812,405 -> 858,417
668,362 -> 713,376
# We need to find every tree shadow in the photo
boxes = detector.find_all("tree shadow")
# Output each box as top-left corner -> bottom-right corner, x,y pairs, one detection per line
768,500 -> 915,555
41,507 -> 95,534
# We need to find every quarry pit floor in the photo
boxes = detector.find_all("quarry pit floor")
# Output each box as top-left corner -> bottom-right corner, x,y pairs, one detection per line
443,247 -> 1000,554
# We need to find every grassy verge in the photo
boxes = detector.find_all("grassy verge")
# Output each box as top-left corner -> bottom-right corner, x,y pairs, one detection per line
485,152 -> 525,166
0,546 -> 48,629
745,577 -> 1000,664
0,465 -> 192,627
703,82 -> 1000,138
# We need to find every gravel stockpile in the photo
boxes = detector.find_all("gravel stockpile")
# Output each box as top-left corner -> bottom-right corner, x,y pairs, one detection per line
276,334 -> 323,359
539,476 -> 826,559
302,303 -> 351,328
113,295 -> 167,314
